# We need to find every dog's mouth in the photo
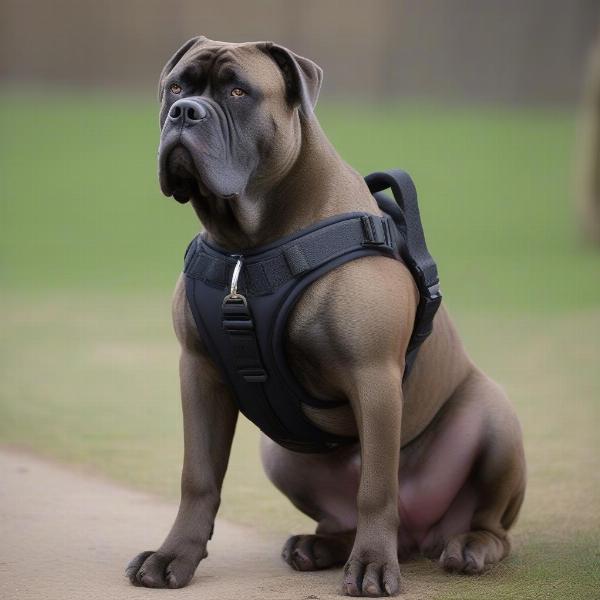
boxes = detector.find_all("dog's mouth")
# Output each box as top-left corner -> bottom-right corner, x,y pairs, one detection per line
159,135 -> 240,204
159,145 -> 212,204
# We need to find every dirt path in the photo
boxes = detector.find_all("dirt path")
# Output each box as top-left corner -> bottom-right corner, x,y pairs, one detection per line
3,447 -> 594,600
0,448 -> 355,600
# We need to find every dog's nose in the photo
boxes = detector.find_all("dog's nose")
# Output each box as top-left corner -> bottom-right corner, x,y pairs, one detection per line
168,99 -> 207,124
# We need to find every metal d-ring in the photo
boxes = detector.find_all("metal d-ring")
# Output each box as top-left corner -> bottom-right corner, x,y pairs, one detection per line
229,256 -> 243,297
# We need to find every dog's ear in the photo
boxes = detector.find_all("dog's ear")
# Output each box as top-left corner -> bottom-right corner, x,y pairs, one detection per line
158,36 -> 205,101
261,43 -> 323,116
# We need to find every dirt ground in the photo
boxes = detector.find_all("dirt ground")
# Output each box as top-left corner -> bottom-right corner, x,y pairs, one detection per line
4,447 -> 470,600
0,448 -> 364,600
2,437 -> 599,600
5,447 -> 535,600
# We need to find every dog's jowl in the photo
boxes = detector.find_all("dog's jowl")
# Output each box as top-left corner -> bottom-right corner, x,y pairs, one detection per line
126,37 -> 526,597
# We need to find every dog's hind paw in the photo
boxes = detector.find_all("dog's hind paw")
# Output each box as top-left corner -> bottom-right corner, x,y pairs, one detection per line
282,533 -> 353,571
439,530 -> 510,574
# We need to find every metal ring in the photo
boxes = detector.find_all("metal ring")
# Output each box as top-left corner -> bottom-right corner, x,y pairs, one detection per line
229,257 -> 243,297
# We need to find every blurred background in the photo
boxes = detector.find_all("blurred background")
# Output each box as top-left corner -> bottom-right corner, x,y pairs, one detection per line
2,0 -> 599,104
1,2 -> 599,598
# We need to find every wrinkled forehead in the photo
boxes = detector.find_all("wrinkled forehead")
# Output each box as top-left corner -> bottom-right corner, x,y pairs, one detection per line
174,41 -> 284,95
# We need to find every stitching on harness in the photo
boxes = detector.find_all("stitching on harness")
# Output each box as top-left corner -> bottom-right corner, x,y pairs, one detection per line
283,244 -> 310,276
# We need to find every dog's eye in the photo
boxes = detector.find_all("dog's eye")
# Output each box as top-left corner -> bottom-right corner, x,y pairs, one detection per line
169,83 -> 182,95
231,88 -> 246,97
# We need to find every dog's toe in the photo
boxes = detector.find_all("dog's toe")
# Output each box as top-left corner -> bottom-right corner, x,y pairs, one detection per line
125,551 -> 154,585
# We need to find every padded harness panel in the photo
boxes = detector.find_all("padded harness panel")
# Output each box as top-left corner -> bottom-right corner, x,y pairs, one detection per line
183,170 -> 441,453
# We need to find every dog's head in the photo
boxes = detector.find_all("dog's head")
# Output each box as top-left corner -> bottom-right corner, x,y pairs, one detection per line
157,37 -> 322,204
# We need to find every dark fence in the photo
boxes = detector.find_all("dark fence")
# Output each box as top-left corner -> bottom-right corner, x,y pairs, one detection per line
1,0 -> 599,105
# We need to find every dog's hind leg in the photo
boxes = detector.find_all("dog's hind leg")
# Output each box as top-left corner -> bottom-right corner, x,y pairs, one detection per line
436,370 -> 526,574
261,436 -> 360,571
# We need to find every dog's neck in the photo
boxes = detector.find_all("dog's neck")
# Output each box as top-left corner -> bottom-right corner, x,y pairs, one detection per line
190,117 -> 378,251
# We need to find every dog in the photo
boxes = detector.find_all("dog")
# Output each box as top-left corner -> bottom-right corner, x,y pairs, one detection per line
126,37 -> 526,597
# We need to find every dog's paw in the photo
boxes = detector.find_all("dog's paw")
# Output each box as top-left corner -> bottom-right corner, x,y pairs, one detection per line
439,530 -> 509,574
282,533 -> 353,571
125,550 -> 201,588
342,554 -> 402,597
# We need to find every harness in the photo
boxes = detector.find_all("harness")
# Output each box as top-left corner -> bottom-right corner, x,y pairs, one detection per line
183,170 -> 441,453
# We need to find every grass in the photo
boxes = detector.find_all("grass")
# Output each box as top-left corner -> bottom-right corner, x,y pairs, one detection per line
1,90 -> 599,598
1,92 -> 598,313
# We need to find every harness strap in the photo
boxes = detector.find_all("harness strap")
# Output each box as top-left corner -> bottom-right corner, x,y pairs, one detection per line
183,171 -> 441,451
214,213 -> 396,402
366,170 -> 442,372
185,213 -> 395,296
221,294 -> 268,383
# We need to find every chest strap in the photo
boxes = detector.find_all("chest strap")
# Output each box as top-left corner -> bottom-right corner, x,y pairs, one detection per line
183,170 -> 441,452
186,212 -> 396,396
184,212 -> 395,295
221,293 -> 268,383
184,212 -> 399,452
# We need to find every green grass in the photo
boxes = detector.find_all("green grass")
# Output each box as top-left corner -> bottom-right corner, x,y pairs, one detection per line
1,90 -> 599,599
1,92 -> 598,312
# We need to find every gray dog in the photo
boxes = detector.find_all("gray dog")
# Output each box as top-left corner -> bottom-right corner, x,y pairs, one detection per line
126,37 -> 526,597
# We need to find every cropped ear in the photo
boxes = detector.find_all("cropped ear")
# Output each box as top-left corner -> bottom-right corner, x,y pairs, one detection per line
158,36 -> 205,101
260,43 -> 323,116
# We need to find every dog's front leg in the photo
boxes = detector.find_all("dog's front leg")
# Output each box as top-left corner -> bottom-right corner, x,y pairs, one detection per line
127,278 -> 238,588
343,365 -> 403,597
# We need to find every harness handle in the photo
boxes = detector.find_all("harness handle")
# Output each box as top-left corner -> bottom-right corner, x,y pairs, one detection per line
365,170 -> 442,364
365,170 -> 439,291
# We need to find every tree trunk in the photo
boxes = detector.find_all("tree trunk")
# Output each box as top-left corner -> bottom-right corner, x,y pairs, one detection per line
576,29 -> 600,245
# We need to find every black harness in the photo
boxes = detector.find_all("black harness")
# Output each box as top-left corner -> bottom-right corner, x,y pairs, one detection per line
183,170 -> 441,453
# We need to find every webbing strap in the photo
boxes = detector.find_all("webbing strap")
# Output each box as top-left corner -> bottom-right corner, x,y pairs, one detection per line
366,171 -> 438,290
185,213 -> 395,296
221,294 -> 268,383
366,170 -> 442,360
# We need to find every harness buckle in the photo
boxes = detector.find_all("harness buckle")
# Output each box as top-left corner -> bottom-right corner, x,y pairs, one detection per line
407,279 -> 442,354
360,215 -> 393,249
221,294 -> 252,331
425,281 -> 441,301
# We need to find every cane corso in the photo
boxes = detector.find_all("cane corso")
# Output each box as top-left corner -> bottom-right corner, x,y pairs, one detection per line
126,37 -> 526,597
